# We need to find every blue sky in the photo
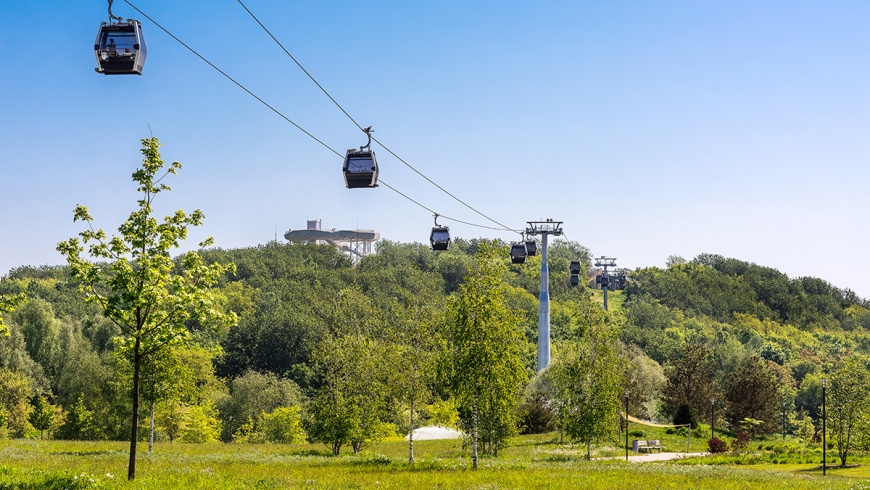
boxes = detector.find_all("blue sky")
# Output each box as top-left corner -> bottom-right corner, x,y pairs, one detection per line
1,1 -> 869,298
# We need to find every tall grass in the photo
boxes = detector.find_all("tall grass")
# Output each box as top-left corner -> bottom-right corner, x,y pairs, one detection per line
0,435 -> 867,489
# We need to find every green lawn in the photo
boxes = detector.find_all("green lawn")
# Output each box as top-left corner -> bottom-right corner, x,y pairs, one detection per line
0,434 -> 867,489
591,289 -> 625,312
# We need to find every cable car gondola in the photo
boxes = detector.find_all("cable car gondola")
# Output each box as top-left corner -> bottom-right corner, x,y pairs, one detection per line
569,260 -> 581,287
94,1 -> 147,75
343,126 -> 379,188
524,236 -> 538,257
510,242 -> 528,264
430,214 -> 450,251
569,261 -> 582,275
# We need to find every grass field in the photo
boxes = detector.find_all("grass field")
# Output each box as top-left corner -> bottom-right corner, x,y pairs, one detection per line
1,432 -> 869,489
591,289 -> 625,312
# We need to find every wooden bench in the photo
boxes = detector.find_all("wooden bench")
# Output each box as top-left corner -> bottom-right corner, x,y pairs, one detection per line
632,439 -> 664,453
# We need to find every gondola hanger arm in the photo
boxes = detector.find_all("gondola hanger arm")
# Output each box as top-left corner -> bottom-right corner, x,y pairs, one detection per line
360,126 -> 373,151
108,0 -> 124,23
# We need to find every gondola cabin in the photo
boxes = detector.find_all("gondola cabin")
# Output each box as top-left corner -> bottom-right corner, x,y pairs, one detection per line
94,20 -> 147,75
343,148 -> 379,188
525,239 -> 538,256
510,243 -> 527,264
569,261 -> 581,287
569,261 -> 582,275
430,226 -> 450,251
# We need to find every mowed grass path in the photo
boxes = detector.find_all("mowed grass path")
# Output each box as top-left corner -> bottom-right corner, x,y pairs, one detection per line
0,435 -> 867,489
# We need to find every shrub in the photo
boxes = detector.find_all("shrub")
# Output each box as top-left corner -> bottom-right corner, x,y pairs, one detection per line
708,437 -> 728,453
179,405 -> 222,443
261,406 -> 306,444
731,431 -> 750,452
519,390 -> 554,434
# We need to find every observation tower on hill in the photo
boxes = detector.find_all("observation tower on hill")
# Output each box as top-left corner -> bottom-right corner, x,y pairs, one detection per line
284,219 -> 380,261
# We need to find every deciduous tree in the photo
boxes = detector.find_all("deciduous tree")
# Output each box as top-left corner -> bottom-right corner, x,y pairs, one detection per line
663,344 -> 717,425
550,318 -> 624,458
725,356 -> 780,436
0,369 -> 34,437
828,358 -> 870,466
447,242 -> 528,468
56,137 -> 235,480
306,330 -> 391,455
0,293 -> 26,336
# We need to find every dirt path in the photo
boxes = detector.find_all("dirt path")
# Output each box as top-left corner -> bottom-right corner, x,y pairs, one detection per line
629,452 -> 708,462
606,452 -> 708,463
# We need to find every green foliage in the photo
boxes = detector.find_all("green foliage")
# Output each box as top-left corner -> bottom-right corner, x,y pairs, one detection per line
423,398 -> 459,429
663,344 -> 717,425
0,369 -> 34,437
0,292 -> 26,336
306,324 -> 391,455
12,299 -> 61,374
218,370 -> 303,442
519,390 -> 554,435
63,394 -> 95,440
446,242 -> 529,464
303,390 -> 357,455
549,315 -> 624,451
725,357 -> 781,436
627,254 -> 867,331
260,406 -> 306,444
383,296 -> 446,462
673,404 -> 695,428
28,396 -> 64,439
56,137 -> 236,480
216,291 -> 326,389
178,404 -> 222,443
828,357 -> 870,466
624,344 -> 666,420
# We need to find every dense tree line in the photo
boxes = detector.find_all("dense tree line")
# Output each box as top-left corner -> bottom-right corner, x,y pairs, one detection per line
2,229 -> 870,466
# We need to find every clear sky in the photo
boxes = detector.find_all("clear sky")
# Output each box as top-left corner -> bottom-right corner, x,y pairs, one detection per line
1,1 -> 868,299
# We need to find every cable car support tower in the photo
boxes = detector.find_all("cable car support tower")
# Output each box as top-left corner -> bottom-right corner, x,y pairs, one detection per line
526,219 -> 563,372
595,256 -> 617,311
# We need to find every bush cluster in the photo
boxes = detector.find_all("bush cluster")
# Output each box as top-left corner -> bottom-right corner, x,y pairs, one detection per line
707,437 -> 728,453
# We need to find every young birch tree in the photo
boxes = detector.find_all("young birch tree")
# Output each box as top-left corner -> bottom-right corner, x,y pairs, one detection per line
448,242 -> 528,469
56,137 -> 235,480
829,358 -> 870,467
387,299 -> 445,463
550,315 -> 623,459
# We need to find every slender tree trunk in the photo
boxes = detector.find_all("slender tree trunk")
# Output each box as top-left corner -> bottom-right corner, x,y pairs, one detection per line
409,398 -> 415,463
149,402 -> 155,454
472,401 -> 479,470
128,340 -> 142,480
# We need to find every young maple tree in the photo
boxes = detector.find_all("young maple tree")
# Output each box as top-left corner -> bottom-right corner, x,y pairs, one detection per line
57,137 -> 235,480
